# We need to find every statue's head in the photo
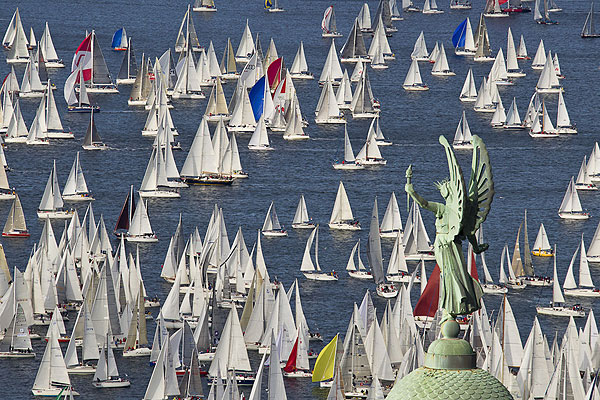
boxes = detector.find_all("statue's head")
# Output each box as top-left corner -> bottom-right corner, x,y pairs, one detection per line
435,179 -> 450,198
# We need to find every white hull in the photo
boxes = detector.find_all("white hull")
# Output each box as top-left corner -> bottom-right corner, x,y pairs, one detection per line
315,117 -> 346,124
85,86 -> 118,94
197,352 -> 215,362
340,56 -> 371,63
474,106 -> 496,113
19,91 -> 45,98
283,370 -> 312,378
556,126 -> 577,134
32,387 -> 79,396
221,73 -> 239,80
6,58 -> 29,64
92,379 -> 131,388
459,96 -> 477,103
483,12 -> 509,17
138,190 -> 180,198
228,125 -> 256,132
529,131 -> 559,138
193,6 -> 217,11
371,64 -> 388,70
0,192 -> 16,200
292,222 -> 316,229
205,114 -> 231,122
27,139 -> 50,145
328,222 -> 361,230
504,124 -> 526,130
322,32 -> 344,38
0,351 -> 35,358
283,134 -> 310,140
507,71 -> 526,78
453,142 -> 473,150
37,210 -> 73,219
248,145 -> 274,151
387,274 -> 419,283
403,84 -> 429,91
380,230 -> 401,238
473,56 -> 495,62
376,286 -> 399,298
482,284 -> 508,294
171,93 -> 205,100
4,137 -> 27,143
536,306 -> 585,317
521,277 -> 552,286
352,112 -> 380,119
455,50 -> 476,56
558,211 -> 589,220
423,9 -> 444,13
303,272 -> 338,281
116,78 -> 135,85
261,230 -> 288,237
122,347 -> 152,357
405,252 -> 436,261
376,140 -> 392,146
62,194 -> 94,202
289,73 -> 314,80
564,288 -> 600,297
44,61 -> 65,68
82,144 -> 108,150
348,270 -> 372,280
125,234 -> 158,243
357,158 -> 386,165
536,87 -> 563,94
127,99 -> 146,106
67,365 -> 96,374
431,71 -> 456,76
333,162 -> 364,170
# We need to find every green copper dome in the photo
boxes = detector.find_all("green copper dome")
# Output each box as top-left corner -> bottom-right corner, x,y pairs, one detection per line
386,366 -> 513,399
387,320 -> 513,400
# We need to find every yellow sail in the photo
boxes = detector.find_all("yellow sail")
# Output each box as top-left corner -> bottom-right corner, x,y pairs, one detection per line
311,333 -> 338,382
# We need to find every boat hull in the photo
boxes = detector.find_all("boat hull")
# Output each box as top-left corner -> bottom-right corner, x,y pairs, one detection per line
322,32 -> 343,38
67,365 -> 96,374
387,274 -> 419,283
193,6 -> 217,11
532,249 -> 554,257
315,117 -> 346,124
82,144 -> 108,151
564,288 -> 600,297
348,270 -> 372,280
303,272 -> 338,281
205,114 -> 231,122
37,210 -> 73,219
332,162 -> 364,170
328,222 -> 361,230
92,379 -> 130,388
352,112 -> 380,119
376,286 -> 399,298
529,131 -> 559,138
404,252 -> 436,261
507,71 -> 526,78
32,387 -> 79,396
181,176 -> 234,185
248,145 -> 274,151
122,347 -> 152,357
290,73 -> 314,80
261,230 -> 288,237
403,84 -> 429,91
125,234 -> 158,243
197,352 -> 215,362
2,230 -> 30,237
283,370 -> 312,378
292,223 -> 315,229
171,93 -> 205,100
228,125 -> 256,132
482,284 -> 508,294
473,56 -> 495,62
283,134 -> 310,140
85,86 -> 119,94
556,126 -> 577,134
357,158 -> 387,165
536,306 -> 585,317
432,71 -> 456,76
116,78 -> 135,85
62,194 -> 94,202
138,190 -> 180,198
459,96 -> 477,103
0,351 -> 35,358
558,211 -> 590,220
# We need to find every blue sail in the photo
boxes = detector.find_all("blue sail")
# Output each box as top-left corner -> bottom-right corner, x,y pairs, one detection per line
111,28 -> 125,49
452,19 -> 467,48
249,76 -> 266,122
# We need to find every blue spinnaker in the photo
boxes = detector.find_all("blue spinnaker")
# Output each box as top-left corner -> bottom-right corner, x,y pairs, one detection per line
452,19 -> 467,48
249,76 -> 266,122
112,28 -> 124,49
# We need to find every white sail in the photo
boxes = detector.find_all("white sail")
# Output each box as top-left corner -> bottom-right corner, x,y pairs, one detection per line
380,192 -> 402,234
411,31 -> 428,60
556,91 -> 571,128
208,308 -> 251,378
129,196 -> 154,236
293,195 -> 310,225
330,182 -> 354,223
532,224 -> 551,252
319,40 -> 343,83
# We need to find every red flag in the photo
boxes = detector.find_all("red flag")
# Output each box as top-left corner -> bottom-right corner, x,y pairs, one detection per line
470,248 -> 479,281
414,264 -> 440,318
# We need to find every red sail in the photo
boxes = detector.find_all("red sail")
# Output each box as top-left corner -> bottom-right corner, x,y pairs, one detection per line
470,248 -> 479,281
71,34 -> 93,82
413,264 -> 440,318
283,336 -> 299,373
267,57 -> 282,91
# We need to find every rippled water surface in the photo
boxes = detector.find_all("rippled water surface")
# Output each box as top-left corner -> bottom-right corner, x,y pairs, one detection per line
1,0 -> 600,398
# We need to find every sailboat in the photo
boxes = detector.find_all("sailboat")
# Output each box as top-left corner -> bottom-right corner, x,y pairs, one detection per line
283,326 -> 312,377
431,44 -> 454,76
125,193 -> 158,242
534,0 -> 558,24
403,59 -> 428,91
262,201 -> 287,237
138,147 -> 180,198
235,20 -> 255,63
116,38 -> 137,84
450,0 -> 472,10
0,304 -> 34,357
484,0 -> 508,17
322,6 -> 343,37
355,128 -> 386,165
531,224 -> 553,256
582,3 -> 600,37
265,0 -> 285,12
350,69 -> 379,119
472,236 -> 506,294
19,54 -> 45,98
537,245 -> 586,317
219,38 -> 238,81
411,32 -> 429,61
329,181 -> 360,230
38,161 -> 73,219
333,127 -> 364,170
248,115 -> 273,150
292,195 -> 315,229
71,31 -> 118,93
563,235 -> 600,297
506,28 -> 525,78
423,0 -> 444,13
62,152 -> 93,201
82,111 -> 107,150
175,5 -> 201,53
517,35 -> 530,59
459,69 -> 477,102
346,240 -> 372,280
576,156 -> 597,191
499,244 -> 527,289
289,41 -> 313,79
5,10 -> 29,64
315,80 -> 346,124
403,200 -> 435,261
452,111 -> 473,149
340,19 -> 370,63
301,225 -> 338,281
555,92 -> 576,134
92,334 -> 131,387
65,66 -> 99,112
535,53 -> 562,94
368,198 -> 398,298
453,18 -> 477,56
473,14 -> 494,62
379,192 -> 402,238
193,0 -> 217,11
529,102 -> 558,138
172,47 -> 204,99
32,325 -> 79,396
122,286 -> 151,357
558,177 -> 589,219
386,233 -> 413,283
3,193 -> 29,237
319,40 -> 344,85
111,28 -> 127,51
503,97 -> 524,129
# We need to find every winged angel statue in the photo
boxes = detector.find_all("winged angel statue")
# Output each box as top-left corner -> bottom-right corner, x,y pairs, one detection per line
405,135 -> 494,324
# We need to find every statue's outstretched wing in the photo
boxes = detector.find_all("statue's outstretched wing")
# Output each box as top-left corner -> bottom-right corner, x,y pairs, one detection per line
438,135 -> 466,239
464,135 -> 494,237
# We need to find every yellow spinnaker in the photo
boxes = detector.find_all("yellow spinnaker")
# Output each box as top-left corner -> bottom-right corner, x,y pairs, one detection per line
311,333 -> 338,382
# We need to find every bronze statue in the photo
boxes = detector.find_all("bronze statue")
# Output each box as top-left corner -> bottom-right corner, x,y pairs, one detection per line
405,135 -> 494,324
